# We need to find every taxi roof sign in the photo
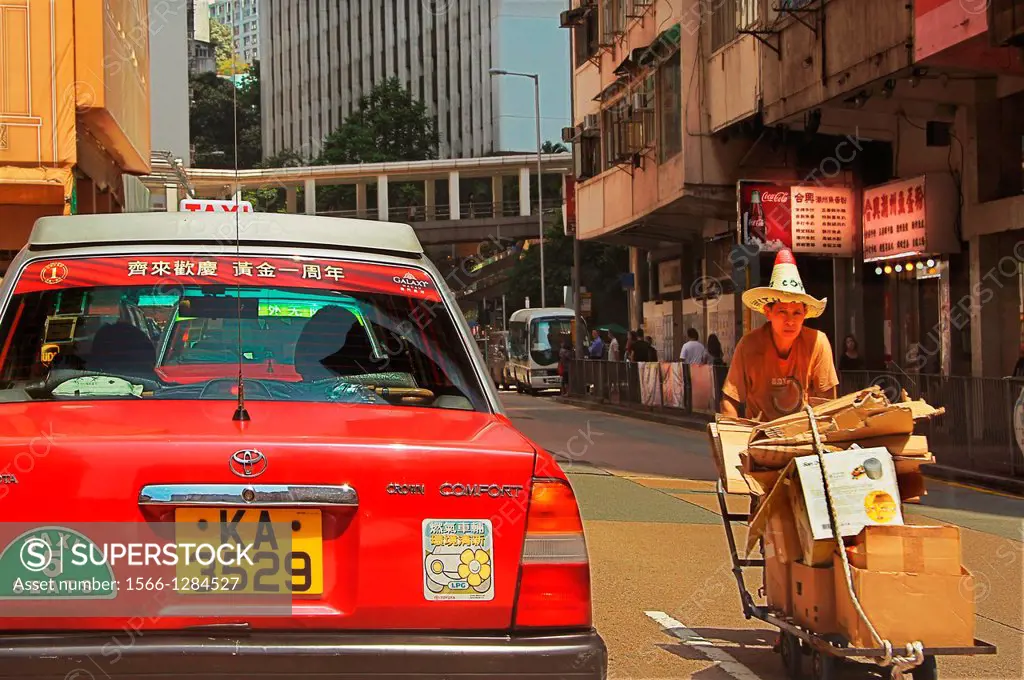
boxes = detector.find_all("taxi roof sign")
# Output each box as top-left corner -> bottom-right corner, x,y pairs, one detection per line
180,198 -> 254,212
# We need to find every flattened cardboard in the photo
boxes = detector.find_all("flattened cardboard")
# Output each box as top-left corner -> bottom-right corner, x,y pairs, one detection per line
707,422 -> 754,495
791,560 -> 838,634
852,525 -> 961,575
764,535 -> 793,614
765,491 -> 803,564
833,554 -> 975,649
897,471 -> 927,503
787,474 -> 840,566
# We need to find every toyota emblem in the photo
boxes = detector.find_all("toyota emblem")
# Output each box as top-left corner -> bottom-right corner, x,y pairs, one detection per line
230,449 -> 268,478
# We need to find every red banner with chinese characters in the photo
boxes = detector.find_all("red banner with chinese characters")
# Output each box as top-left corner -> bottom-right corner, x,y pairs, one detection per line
862,176 -> 927,262
13,255 -> 442,302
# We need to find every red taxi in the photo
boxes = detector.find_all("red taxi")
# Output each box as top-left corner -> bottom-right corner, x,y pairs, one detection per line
0,212 -> 606,679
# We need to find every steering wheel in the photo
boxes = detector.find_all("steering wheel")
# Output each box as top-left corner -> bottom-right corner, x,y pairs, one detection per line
25,369 -> 163,399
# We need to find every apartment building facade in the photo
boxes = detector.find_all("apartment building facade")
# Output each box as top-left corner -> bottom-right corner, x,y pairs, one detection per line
212,0 -> 260,64
259,0 -> 570,160
565,0 -> 1024,379
0,0 -> 151,269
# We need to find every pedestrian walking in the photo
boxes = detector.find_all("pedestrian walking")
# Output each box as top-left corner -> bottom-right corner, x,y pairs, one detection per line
679,328 -> 709,364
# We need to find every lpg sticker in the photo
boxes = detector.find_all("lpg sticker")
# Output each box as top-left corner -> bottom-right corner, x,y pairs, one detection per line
422,519 -> 493,601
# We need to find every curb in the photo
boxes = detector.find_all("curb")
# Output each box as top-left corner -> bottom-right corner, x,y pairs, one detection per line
921,464 -> 1024,497
552,396 -> 1024,498
552,396 -> 712,431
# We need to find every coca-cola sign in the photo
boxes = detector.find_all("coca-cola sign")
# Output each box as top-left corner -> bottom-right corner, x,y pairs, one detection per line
737,180 -> 856,257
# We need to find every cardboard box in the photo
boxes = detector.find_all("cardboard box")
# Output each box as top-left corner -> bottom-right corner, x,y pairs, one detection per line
765,489 -> 804,564
850,525 -> 961,575
764,534 -> 792,614
747,448 -> 905,567
791,560 -> 837,634
792,447 -> 905,542
832,554 -> 976,649
787,477 -> 840,566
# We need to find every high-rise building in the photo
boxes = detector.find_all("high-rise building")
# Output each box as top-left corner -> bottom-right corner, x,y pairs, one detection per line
0,0 -> 151,262
211,0 -> 261,64
260,0 -> 570,160
150,0 -> 191,167
188,0 -> 216,74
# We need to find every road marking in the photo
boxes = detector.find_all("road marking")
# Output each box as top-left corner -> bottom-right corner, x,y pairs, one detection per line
930,478 -> 1024,500
645,610 -> 764,680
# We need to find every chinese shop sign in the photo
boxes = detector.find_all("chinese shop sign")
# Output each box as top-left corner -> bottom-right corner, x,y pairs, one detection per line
738,181 -> 856,257
862,174 -> 960,262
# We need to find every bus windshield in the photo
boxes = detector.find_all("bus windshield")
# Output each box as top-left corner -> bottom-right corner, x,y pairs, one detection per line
530,317 -> 572,366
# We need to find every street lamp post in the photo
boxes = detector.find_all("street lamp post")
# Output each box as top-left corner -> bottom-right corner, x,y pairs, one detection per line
490,68 -> 545,308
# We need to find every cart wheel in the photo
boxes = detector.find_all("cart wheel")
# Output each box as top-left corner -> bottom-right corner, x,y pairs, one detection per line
911,655 -> 938,680
779,632 -> 802,679
811,650 -> 835,680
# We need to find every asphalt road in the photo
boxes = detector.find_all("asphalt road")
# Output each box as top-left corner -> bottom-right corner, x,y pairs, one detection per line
500,392 -> 1024,680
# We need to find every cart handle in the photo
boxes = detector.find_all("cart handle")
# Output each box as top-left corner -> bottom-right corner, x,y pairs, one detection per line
803,403 -> 926,677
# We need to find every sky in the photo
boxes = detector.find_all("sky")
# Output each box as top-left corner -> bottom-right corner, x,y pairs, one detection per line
491,0 -> 572,152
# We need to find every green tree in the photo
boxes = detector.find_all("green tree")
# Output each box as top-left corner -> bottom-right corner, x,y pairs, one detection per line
505,219 -> 630,328
542,141 -> 568,153
315,78 -> 440,212
208,19 -> 246,75
189,62 -> 261,169
319,77 -> 440,164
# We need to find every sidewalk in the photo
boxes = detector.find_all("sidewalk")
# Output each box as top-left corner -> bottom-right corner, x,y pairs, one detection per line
553,395 -> 1024,498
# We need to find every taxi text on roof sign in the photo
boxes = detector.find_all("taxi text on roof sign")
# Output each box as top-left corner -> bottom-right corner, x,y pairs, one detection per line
180,199 -> 254,213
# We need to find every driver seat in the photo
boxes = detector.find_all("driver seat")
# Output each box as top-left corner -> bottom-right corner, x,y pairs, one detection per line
87,322 -> 156,377
294,306 -> 368,381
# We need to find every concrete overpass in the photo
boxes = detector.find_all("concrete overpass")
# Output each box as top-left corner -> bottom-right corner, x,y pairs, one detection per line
140,153 -> 572,245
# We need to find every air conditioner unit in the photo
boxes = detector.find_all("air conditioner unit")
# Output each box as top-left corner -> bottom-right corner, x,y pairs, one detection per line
561,126 -> 580,143
583,113 -> 599,130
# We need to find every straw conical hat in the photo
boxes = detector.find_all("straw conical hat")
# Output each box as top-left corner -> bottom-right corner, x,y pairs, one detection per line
741,249 -> 827,318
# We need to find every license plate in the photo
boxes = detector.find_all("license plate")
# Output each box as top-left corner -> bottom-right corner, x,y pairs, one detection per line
173,508 -> 323,595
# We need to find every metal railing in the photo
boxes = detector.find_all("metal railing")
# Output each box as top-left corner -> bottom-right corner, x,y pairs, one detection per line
565,360 -> 1024,480
316,198 -> 564,223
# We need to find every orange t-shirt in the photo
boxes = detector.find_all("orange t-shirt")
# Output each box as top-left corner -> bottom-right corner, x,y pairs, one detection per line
721,324 -> 839,422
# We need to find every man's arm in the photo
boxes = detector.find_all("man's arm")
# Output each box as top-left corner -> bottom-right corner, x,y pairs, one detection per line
809,332 -> 840,400
718,342 -> 746,416
720,393 -> 740,417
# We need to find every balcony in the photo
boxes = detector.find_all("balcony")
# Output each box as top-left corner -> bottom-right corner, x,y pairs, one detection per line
759,0 -> 914,125
989,0 -> 1024,47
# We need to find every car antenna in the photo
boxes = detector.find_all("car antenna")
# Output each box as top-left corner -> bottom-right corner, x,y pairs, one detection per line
229,10 -> 249,423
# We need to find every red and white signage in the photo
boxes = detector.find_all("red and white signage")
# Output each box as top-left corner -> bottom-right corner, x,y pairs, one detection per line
180,199 -> 254,213
738,180 -> 855,257
14,256 -> 441,302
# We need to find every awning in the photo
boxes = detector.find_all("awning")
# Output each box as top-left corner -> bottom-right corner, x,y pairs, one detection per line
593,77 -> 629,102
611,23 -> 681,76
559,4 -> 593,28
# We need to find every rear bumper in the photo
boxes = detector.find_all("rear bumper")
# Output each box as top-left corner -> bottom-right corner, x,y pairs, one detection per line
0,630 -> 607,679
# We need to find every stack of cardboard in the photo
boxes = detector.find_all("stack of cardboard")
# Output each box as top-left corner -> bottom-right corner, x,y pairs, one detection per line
708,386 -> 977,649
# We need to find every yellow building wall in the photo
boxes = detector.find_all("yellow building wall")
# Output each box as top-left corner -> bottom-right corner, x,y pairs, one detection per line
0,0 -> 77,168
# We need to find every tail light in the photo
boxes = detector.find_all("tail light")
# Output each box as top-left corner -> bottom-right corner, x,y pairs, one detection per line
513,477 -> 592,629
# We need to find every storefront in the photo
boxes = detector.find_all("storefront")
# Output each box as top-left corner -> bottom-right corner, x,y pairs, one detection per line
861,173 -> 963,375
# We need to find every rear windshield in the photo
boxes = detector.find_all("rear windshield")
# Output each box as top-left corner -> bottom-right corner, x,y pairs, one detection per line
0,255 -> 486,410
